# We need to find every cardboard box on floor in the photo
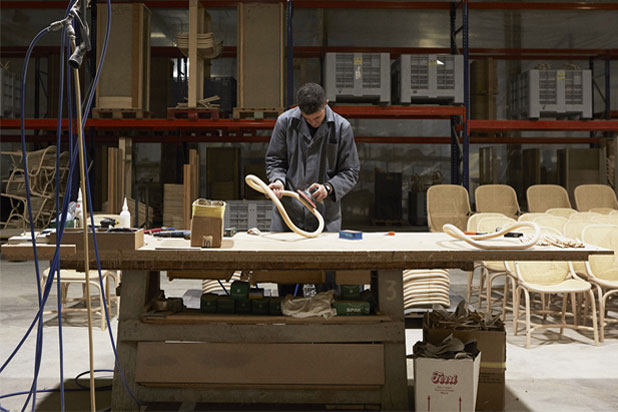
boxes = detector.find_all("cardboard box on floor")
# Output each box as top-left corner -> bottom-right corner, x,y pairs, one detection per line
423,313 -> 506,411
414,351 -> 481,412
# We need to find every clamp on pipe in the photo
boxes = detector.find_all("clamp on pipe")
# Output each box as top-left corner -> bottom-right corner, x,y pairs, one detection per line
245,174 -> 324,238
442,221 -> 541,250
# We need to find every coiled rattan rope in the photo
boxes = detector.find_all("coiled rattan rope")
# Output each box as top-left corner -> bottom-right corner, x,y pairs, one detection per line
245,174 -> 324,238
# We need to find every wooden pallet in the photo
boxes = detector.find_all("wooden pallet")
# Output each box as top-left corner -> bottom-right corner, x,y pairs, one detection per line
93,108 -> 149,119
167,107 -> 222,120
233,107 -> 284,119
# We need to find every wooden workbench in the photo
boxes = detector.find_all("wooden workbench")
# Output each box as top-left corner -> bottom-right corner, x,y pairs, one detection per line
1,232 -> 612,410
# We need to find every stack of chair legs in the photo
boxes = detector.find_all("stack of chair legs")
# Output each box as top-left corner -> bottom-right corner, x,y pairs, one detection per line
403,269 -> 450,309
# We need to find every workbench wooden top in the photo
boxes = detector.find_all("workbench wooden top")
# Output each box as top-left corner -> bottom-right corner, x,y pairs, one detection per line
2,231 -> 612,271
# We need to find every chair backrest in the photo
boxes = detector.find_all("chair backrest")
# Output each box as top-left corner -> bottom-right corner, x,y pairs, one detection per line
476,215 -> 517,233
515,226 -> 569,285
426,184 -> 471,232
569,211 -> 601,222
590,207 -> 616,215
466,212 -> 506,232
475,184 -> 520,219
533,214 -> 568,234
563,220 -> 590,274
592,214 -> 618,225
563,220 -> 589,240
574,184 -> 618,211
518,212 -> 546,222
582,224 -> 618,281
526,184 -> 571,212
545,208 -> 577,218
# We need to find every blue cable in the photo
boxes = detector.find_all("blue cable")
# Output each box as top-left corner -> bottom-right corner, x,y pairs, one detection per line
294,283 -> 300,297
218,280 -> 230,295
54,17 -> 69,412
18,25 -> 52,412
2,1 -> 141,409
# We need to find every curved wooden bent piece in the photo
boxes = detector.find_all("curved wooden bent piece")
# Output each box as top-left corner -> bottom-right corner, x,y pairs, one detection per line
244,174 -> 325,238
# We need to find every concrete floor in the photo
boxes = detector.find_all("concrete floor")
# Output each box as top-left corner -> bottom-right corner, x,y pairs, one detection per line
1,257 -> 618,411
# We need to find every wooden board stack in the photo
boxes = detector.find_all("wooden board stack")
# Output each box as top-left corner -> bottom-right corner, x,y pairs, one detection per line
183,149 -> 200,230
175,32 -> 223,60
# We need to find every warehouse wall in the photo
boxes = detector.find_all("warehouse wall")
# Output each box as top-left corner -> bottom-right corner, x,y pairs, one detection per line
2,5 -> 617,225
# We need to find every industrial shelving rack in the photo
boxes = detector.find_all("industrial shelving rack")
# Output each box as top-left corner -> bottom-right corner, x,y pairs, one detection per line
1,0 -> 618,190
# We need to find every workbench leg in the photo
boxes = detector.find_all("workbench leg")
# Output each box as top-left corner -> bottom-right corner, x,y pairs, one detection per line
111,270 -> 159,411
377,269 -> 408,411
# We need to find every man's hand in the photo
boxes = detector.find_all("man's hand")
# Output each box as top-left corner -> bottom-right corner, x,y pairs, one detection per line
308,183 -> 329,202
268,180 -> 284,199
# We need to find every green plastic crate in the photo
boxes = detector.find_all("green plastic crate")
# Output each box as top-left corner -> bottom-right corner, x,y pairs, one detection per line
251,299 -> 269,315
200,293 -> 218,313
216,295 -> 235,314
230,281 -> 250,299
334,300 -> 370,316
235,298 -> 252,314
340,284 -> 363,300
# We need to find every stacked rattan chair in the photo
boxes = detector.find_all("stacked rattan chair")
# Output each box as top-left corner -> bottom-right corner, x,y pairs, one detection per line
526,184 -> 572,212
202,271 -> 242,295
1,145 -> 69,229
582,224 -> 618,342
403,269 -> 450,309
426,184 -> 471,232
475,184 -> 521,219
574,184 -> 618,214
512,225 -> 599,348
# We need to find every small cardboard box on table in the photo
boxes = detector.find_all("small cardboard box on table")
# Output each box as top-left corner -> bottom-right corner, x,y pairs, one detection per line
414,351 -> 481,412
190,199 -> 225,248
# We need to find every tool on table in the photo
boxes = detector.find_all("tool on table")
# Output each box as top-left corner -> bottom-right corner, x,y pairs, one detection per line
107,227 -> 138,233
144,227 -> 176,235
464,231 -> 523,238
154,230 -> 191,239
99,218 -> 118,229
339,230 -> 362,240
297,188 -> 318,209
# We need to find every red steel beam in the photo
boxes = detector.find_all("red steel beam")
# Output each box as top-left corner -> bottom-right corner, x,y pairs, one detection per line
3,133 -> 603,145
0,118 -> 276,130
4,1 -> 617,10
332,105 -> 465,119
469,120 -> 618,132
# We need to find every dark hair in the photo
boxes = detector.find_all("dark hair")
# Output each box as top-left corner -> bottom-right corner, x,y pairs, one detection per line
296,83 -> 326,115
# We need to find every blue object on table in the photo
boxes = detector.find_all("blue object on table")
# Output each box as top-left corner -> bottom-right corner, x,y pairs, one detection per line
339,230 -> 362,240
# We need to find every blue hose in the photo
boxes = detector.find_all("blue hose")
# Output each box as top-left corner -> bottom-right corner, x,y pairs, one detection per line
1,0 -> 140,410
19,25 -> 52,412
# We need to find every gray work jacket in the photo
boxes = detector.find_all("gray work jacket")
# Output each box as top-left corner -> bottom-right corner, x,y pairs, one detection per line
265,105 -> 360,232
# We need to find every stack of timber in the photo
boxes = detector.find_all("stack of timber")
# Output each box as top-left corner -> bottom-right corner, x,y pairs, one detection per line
470,58 -> 497,122
168,96 -> 222,120
207,147 -> 239,201
106,140 -> 152,227
163,184 -> 184,228
175,32 -> 223,60
183,149 -> 200,230
95,3 -> 151,118
177,0 -> 222,109
236,2 -> 284,118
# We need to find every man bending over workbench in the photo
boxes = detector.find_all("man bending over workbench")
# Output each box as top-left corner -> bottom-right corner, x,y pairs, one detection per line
265,82 -> 360,296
